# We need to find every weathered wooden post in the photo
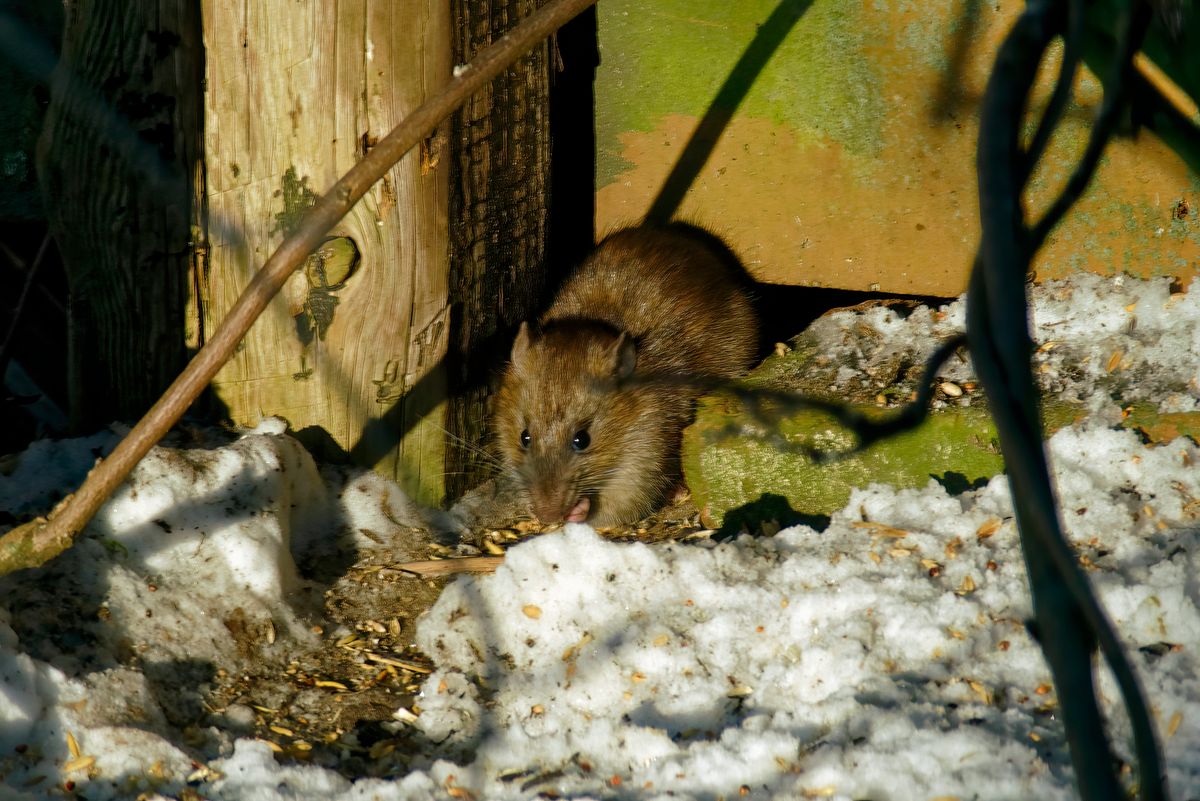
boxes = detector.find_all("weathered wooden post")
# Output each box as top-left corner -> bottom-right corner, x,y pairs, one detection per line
198,2 -> 452,505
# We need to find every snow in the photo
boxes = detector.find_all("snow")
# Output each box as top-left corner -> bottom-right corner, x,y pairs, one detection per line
2,274 -> 1200,800
805,272 -> 1200,415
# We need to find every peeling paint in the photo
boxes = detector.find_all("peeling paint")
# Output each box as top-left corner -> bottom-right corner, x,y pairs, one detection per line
596,0 -> 1198,294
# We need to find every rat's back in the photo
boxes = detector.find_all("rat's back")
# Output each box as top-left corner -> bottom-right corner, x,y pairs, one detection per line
544,224 -> 758,378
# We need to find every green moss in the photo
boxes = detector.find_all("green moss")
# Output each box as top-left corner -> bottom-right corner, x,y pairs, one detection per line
683,399 -> 1004,527
684,390 -> 1200,528
595,0 -> 888,186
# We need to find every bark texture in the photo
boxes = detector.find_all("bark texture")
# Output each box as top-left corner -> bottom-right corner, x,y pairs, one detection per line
198,0 -> 451,504
447,0 -> 555,498
37,0 -> 202,430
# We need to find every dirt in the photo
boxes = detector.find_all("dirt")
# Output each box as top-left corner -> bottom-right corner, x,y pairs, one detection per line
192,489 -> 718,780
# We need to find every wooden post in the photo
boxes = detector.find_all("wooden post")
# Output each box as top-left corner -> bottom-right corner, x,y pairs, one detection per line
445,0 -> 556,498
37,0 -> 201,432
197,0 -> 452,505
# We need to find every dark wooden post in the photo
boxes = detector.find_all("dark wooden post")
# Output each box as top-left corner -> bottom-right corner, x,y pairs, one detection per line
446,0 -> 563,498
37,0 -> 202,432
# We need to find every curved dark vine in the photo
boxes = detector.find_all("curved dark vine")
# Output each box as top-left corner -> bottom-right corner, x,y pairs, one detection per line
972,1 -> 1165,798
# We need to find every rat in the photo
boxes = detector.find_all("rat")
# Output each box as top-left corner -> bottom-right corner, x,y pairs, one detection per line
493,223 -> 759,527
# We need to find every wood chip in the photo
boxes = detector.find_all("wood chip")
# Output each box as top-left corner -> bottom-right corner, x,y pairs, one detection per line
394,707 -> 419,725
315,680 -> 348,690
66,731 -> 80,759
395,557 -> 503,577
851,520 -> 909,538
976,518 -> 1001,539
482,539 -> 505,556
562,632 -> 593,662
955,575 -> 977,595
522,604 -> 542,619
187,764 -> 224,783
1106,350 -> 1124,373
939,381 -> 963,398
968,680 -> 993,705
1168,710 -> 1183,737
363,652 -> 433,673
62,755 -> 95,773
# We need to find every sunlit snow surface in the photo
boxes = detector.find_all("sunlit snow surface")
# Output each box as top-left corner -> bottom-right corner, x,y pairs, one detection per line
2,275 -> 1200,800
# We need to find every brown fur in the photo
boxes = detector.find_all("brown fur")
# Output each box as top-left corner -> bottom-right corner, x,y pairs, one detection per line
493,224 -> 759,526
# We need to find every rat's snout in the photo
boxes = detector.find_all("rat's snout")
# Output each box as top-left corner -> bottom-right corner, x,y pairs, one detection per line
528,480 -> 590,525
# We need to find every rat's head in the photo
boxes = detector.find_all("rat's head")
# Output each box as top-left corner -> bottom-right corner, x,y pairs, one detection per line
494,320 -> 641,526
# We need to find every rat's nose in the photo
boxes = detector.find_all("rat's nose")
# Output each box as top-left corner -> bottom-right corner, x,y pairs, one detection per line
530,487 -> 589,525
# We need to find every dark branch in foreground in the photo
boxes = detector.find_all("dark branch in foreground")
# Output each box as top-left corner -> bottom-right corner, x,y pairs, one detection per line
973,1 -> 1165,799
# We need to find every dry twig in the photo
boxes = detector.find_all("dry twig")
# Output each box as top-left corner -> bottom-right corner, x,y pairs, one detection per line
395,557 -> 504,577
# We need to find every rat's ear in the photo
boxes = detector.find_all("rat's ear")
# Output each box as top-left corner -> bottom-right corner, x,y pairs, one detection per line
608,332 -> 637,380
511,321 -> 534,367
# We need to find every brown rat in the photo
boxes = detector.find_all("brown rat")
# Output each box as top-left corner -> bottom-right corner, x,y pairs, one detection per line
493,224 -> 759,527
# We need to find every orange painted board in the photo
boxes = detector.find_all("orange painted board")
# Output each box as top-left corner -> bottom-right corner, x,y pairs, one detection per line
595,0 -> 1199,296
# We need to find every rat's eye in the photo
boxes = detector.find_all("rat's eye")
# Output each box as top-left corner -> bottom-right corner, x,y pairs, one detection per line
571,429 -> 591,452
520,429 -> 531,449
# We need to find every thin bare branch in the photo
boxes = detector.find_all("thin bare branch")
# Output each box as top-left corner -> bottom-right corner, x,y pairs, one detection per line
973,1 -> 1166,798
